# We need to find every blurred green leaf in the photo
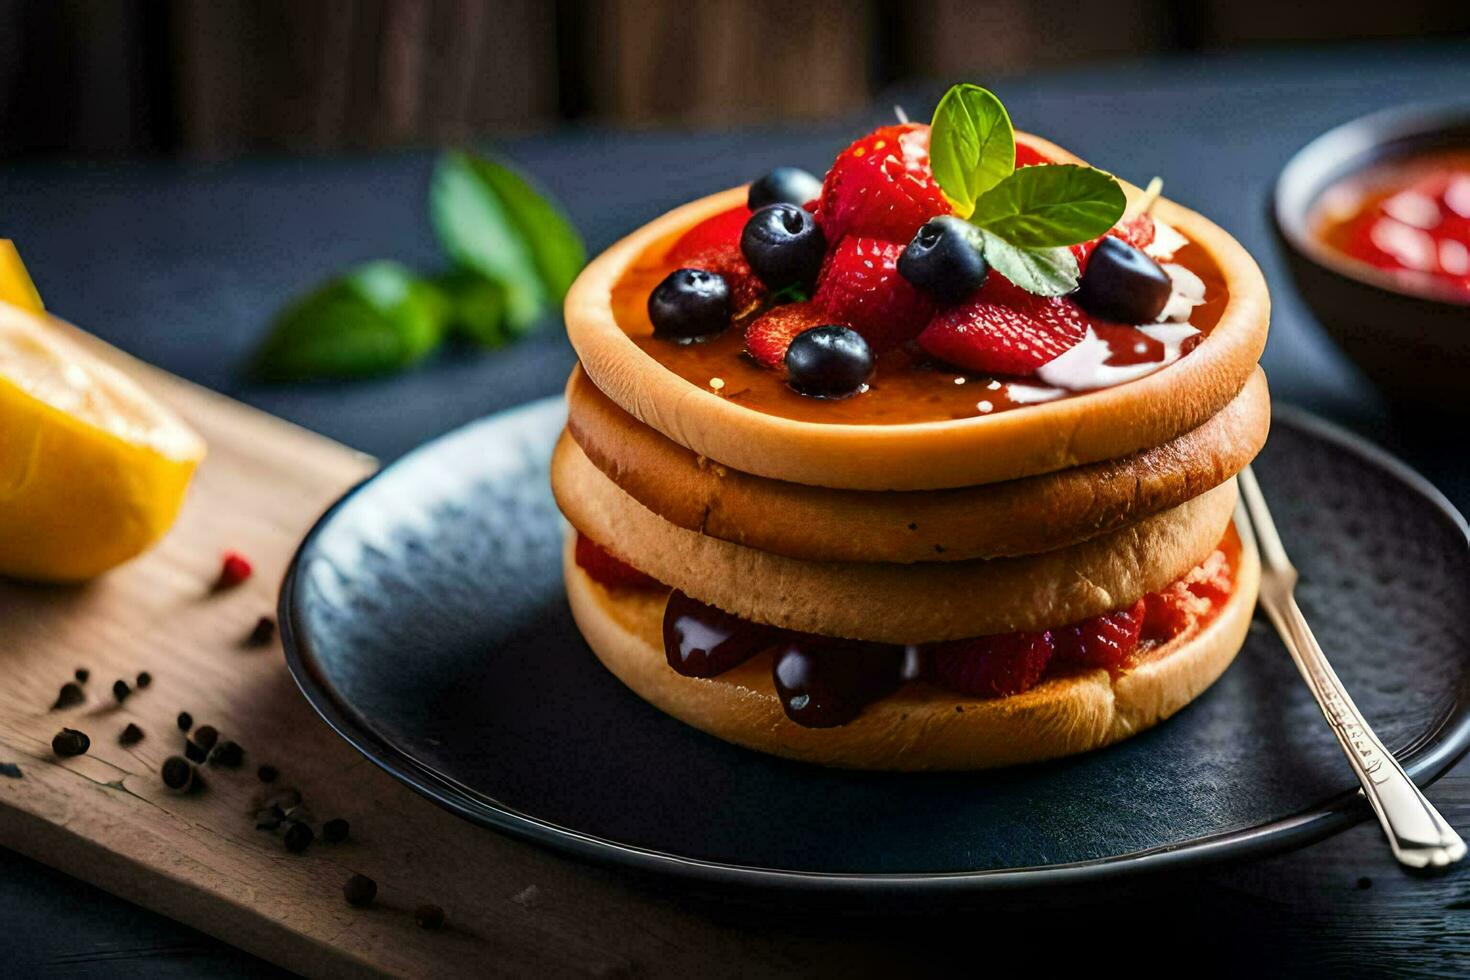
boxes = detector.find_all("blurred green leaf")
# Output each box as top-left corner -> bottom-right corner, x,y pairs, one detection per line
437,271 -> 508,347
253,262 -> 448,381
429,150 -> 585,331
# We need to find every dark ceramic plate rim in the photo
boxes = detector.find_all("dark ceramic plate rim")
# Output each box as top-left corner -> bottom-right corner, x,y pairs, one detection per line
1273,99 -> 1470,308
279,403 -> 1470,894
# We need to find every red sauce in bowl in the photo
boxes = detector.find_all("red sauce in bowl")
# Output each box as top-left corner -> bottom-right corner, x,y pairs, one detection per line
1311,149 -> 1470,302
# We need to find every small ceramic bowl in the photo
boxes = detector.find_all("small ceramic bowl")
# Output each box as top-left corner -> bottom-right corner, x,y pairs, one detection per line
1273,103 -> 1470,411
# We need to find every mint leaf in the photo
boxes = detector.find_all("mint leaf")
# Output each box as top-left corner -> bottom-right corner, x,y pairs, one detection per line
970,164 -> 1125,248
929,84 -> 1015,218
429,151 -> 585,331
437,271 -> 508,347
977,230 -> 1079,297
254,262 -> 448,381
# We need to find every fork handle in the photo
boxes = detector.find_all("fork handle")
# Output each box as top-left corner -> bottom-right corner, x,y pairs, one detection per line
1258,588 -> 1466,869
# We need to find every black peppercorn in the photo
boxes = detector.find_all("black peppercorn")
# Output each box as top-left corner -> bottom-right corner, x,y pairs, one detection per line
52,728 -> 90,757
343,873 -> 377,908
74,668 -> 90,683
1,762 -> 23,779
136,671 -> 152,689
209,740 -> 244,768
161,756 -> 194,790
414,904 -> 445,930
247,616 -> 277,647
322,818 -> 350,844
192,725 -> 218,751
176,711 -> 193,732
51,682 -> 85,711
112,679 -> 131,703
119,723 -> 145,746
257,764 -> 279,783
184,739 -> 207,763
284,822 -> 314,853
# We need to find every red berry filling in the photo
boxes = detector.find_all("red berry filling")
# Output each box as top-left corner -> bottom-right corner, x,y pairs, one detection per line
926,630 -> 1054,698
1051,598 -> 1146,671
574,533 -> 659,590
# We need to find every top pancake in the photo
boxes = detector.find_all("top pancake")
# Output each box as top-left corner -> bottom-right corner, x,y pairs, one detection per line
563,132 -> 1270,491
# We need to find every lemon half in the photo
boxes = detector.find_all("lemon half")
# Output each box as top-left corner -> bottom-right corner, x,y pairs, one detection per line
0,303 -> 205,582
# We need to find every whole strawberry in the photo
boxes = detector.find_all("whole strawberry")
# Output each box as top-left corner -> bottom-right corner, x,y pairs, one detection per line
815,124 -> 951,244
925,630 -> 1054,698
917,274 -> 1089,376
813,237 -> 934,352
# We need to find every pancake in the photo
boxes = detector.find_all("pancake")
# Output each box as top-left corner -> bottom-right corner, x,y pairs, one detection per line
563,132 -> 1270,491
567,363 -> 1270,562
563,522 -> 1260,770
552,434 -> 1239,643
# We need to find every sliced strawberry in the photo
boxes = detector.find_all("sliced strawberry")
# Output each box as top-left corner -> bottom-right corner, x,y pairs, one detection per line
744,301 -> 830,370
917,274 -> 1088,376
1052,599 -> 1146,671
1114,213 -> 1155,251
666,206 -> 766,314
1073,213 -> 1158,269
815,124 -> 951,244
812,236 -> 933,351
925,630 -> 1054,699
667,206 -> 750,264
574,533 -> 659,590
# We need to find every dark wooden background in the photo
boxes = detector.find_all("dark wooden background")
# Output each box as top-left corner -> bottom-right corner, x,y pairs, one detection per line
2,0 -> 1467,158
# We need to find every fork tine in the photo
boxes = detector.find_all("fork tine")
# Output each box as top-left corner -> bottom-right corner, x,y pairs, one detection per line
1237,465 -> 1293,572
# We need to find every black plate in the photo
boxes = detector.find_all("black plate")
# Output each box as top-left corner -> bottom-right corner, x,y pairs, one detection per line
280,401 -> 1470,894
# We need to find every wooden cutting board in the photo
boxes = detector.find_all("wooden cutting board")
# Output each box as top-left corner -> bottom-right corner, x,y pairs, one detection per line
0,323 -> 893,978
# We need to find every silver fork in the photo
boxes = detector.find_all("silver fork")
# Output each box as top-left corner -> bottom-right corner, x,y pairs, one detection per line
1236,465 -> 1465,869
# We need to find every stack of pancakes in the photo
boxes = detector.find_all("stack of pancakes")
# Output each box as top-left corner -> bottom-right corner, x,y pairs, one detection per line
554,146 -> 1270,771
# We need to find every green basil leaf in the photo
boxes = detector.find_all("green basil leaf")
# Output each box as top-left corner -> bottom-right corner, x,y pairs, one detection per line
437,271 -> 508,347
457,152 -> 586,304
928,84 -> 1015,217
977,230 -> 1079,297
254,262 -> 448,381
970,164 -> 1126,247
429,151 -> 586,330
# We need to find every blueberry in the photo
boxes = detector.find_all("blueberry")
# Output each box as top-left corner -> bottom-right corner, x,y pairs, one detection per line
784,325 -> 873,398
898,216 -> 989,303
747,167 -> 822,211
740,203 -> 826,291
648,268 -> 731,341
1074,236 -> 1172,323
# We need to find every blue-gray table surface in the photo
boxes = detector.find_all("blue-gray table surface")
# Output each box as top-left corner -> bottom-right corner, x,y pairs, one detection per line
4,41 -> 1470,977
